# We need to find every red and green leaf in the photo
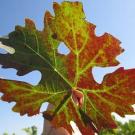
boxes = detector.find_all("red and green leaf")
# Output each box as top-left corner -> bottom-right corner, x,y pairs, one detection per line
0,1 -> 135,135
0,79 -> 68,116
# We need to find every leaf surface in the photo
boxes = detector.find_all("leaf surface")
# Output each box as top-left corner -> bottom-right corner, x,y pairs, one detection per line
81,67 -> 135,130
0,1 -> 135,134
0,79 -> 66,116
0,18 -> 71,111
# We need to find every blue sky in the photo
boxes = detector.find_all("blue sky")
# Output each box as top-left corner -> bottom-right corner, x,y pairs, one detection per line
0,0 -> 135,134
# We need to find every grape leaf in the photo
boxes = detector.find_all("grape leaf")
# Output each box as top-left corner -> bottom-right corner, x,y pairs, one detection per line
0,79 -> 68,116
0,1 -> 135,134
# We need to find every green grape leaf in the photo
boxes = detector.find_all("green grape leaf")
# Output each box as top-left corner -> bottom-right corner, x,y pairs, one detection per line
0,1 -> 135,134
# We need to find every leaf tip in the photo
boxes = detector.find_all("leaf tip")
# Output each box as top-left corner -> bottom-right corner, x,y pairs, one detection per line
44,11 -> 53,26
25,18 -> 36,29
53,2 -> 60,12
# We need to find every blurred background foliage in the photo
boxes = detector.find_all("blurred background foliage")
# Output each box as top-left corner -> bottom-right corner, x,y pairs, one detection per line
2,120 -> 135,135
99,120 -> 135,135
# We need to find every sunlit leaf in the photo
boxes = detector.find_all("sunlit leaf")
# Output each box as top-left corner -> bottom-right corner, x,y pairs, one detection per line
0,1 -> 135,134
